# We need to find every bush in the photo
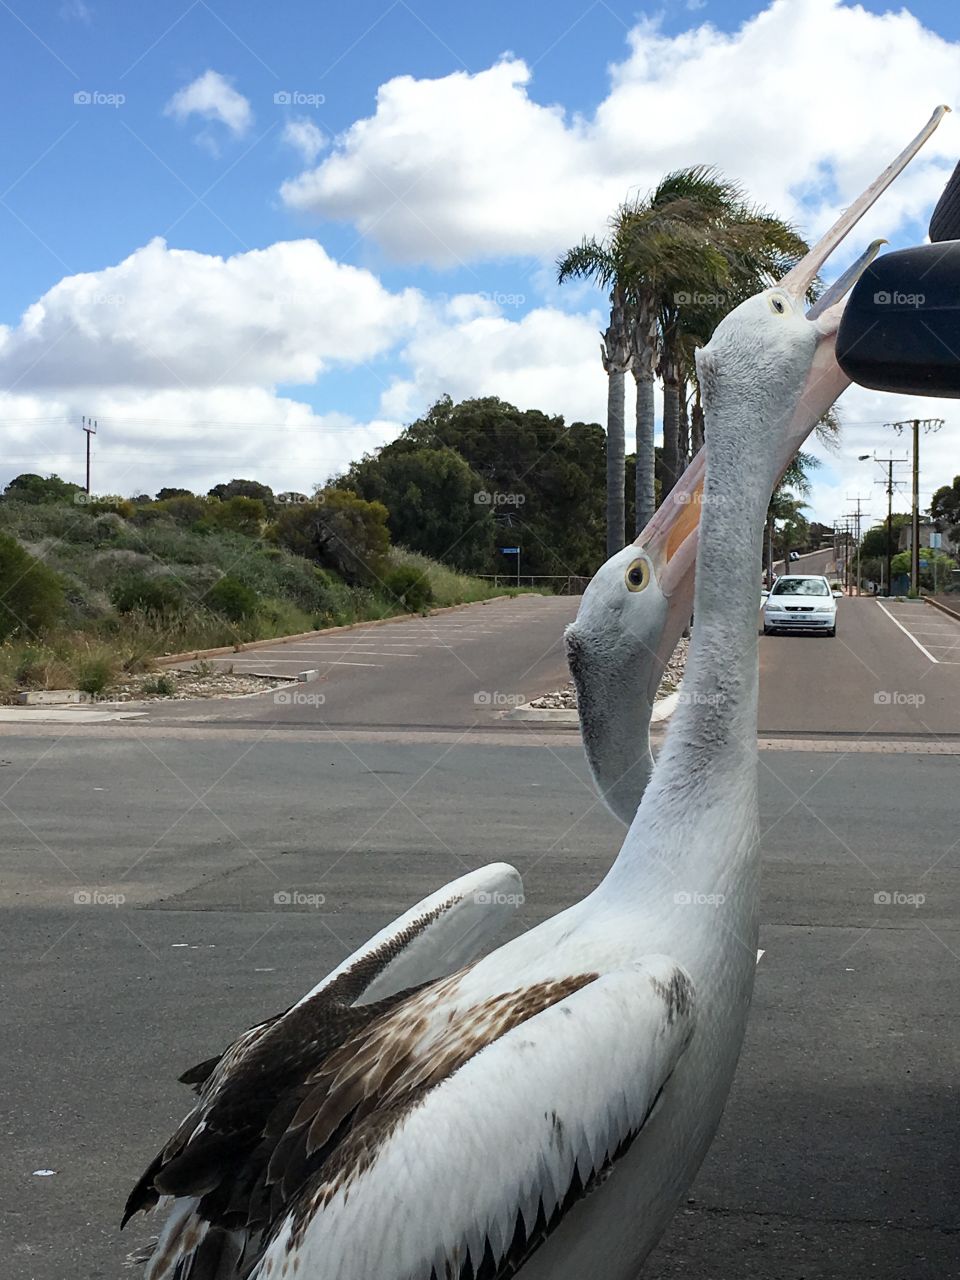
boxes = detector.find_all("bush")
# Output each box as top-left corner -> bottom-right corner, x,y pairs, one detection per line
207,576 -> 258,621
112,574 -> 184,615
73,651 -> 117,696
0,533 -> 65,641
383,565 -> 434,613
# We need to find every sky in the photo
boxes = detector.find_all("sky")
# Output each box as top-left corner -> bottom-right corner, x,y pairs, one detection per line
2,0 -> 960,529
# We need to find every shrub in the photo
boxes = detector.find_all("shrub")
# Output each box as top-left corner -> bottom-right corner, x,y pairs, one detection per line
143,673 -> 176,696
271,490 -> 390,584
383,565 -> 434,613
73,652 -> 117,696
112,574 -> 184,615
0,533 -> 65,641
207,576 -> 258,621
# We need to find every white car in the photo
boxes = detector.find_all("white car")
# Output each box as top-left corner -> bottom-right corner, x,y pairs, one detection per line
762,574 -> 839,636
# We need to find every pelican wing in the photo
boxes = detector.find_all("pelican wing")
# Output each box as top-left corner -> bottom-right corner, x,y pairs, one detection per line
251,956 -> 696,1280
125,864 -> 522,1255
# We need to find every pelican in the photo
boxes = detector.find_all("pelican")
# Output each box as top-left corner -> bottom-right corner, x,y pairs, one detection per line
568,110 -> 947,828
123,109 -> 946,1280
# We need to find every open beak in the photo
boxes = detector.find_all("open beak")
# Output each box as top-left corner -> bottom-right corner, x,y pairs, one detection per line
632,103 -> 950,681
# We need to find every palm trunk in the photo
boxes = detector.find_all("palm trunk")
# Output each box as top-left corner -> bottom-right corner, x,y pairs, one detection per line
691,386 -> 705,454
765,517 -> 774,587
601,288 -> 631,557
633,368 -> 656,532
677,380 -> 690,476
631,296 -> 658,533
605,366 -> 626,556
660,359 -> 680,501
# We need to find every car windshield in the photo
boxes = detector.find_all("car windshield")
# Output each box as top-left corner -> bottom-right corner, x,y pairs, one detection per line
771,578 -> 829,597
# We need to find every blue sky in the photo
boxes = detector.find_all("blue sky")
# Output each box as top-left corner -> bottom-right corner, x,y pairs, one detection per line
2,0 -> 960,522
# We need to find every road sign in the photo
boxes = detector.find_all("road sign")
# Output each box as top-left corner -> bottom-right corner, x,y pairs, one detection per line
500,547 -> 520,554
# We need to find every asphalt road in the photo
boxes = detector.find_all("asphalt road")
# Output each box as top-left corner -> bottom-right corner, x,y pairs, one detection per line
2,591 -> 960,1279
760,597 -> 960,735
161,594 -> 579,729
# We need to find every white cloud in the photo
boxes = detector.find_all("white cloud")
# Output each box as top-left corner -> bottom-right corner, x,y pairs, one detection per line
0,387 -> 401,499
280,0 -> 960,268
165,70 -> 253,138
805,382 -> 960,527
282,118 -> 327,164
0,237 -> 424,391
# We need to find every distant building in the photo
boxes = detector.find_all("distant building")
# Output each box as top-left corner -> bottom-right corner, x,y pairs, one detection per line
898,519 -> 958,556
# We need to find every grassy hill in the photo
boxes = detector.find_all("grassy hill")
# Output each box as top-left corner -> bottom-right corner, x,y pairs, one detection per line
0,489 -> 520,701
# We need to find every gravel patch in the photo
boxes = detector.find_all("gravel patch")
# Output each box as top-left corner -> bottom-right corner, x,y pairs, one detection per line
528,635 -> 690,710
105,665 -> 292,702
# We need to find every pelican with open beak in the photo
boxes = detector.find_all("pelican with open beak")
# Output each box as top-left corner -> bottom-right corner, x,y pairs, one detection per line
566,105 -> 949,827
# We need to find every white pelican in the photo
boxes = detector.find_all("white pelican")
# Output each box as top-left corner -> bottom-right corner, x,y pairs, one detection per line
124,109 -> 946,1280
567,109 -> 946,828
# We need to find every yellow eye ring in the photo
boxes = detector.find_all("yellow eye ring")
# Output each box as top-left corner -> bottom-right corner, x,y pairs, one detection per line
625,557 -> 650,592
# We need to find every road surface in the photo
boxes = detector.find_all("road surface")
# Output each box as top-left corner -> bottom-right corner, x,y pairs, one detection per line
2,591 -> 959,1279
160,594 -> 579,729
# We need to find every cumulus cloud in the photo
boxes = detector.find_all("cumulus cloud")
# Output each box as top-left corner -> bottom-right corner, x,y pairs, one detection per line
165,70 -> 253,138
282,118 -> 327,164
0,237 -> 424,391
281,0 -> 960,267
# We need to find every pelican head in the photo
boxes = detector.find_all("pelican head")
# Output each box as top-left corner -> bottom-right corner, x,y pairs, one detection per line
567,106 -> 949,828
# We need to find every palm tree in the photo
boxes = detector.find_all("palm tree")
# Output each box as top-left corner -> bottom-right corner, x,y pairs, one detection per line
634,178 -> 810,499
765,450 -> 820,583
557,241 -> 632,556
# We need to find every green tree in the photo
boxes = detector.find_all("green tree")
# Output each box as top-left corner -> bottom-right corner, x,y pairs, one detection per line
891,547 -> 955,592
354,396 -> 607,576
271,490 -> 391,585
155,487 -> 193,501
930,475 -> 960,545
861,514 -> 911,560
0,533 -> 65,640
206,496 -> 267,537
3,473 -> 82,505
339,446 -> 495,572
208,479 -> 276,512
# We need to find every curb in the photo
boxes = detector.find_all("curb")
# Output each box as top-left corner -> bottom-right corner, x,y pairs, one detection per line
154,595 -> 520,668
503,688 -> 681,726
924,595 -> 960,623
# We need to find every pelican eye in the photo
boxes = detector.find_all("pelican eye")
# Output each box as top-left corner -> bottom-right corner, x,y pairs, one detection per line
625,558 -> 650,592
770,296 -> 786,315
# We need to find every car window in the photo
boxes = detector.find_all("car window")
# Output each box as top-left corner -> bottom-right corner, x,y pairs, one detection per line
770,578 -> 829,597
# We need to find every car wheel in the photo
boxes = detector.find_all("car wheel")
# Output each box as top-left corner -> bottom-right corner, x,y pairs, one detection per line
827,625 -> 836,637
763,625 -> 774,635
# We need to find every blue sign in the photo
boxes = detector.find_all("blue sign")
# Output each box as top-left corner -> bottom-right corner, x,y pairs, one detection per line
500,547 -> 520,554
920,558 -> 929,568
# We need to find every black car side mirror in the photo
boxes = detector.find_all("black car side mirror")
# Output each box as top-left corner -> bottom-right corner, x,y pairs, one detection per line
836,240 -> 960,397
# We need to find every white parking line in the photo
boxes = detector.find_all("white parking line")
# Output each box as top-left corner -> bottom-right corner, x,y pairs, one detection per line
875,600 -> 940,663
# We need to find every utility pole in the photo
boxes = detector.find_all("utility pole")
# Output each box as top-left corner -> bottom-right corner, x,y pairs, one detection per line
845,496 -> 869,595
82,416 -> 97,495
886,419 -> 943,595
871,452 -> 908,596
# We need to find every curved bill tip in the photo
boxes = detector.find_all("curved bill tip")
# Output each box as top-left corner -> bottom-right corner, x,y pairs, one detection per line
807,238 -> 887,320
